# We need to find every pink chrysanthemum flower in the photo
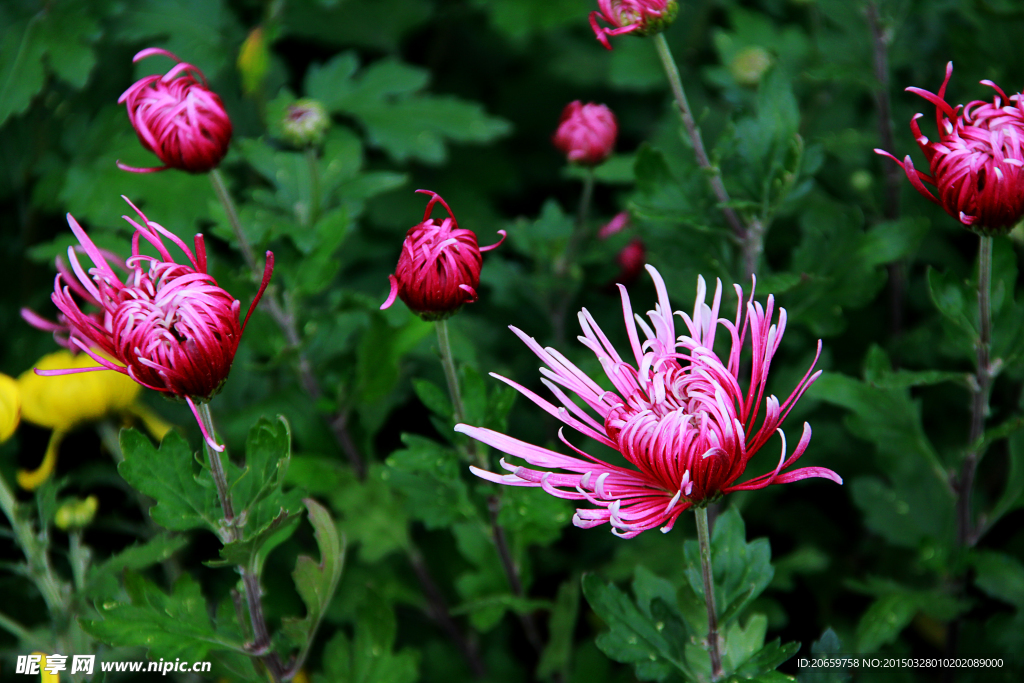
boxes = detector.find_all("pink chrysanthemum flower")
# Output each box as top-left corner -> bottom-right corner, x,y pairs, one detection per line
875,62 -> 1024,235
457,266 -> 841,538
381,190 -> 505,320
22,197 -> 272,451
590,1 -> 679,50
553,102 -> 618,166
118,48 -> 233,174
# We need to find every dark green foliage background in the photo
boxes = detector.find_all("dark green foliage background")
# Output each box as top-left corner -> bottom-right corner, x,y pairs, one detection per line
2,0 -> 1024,681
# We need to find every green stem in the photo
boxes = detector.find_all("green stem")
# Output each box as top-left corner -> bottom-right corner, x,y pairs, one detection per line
196,403 -> 282,682
695,507 -> 723,680
652,34 -> 750,262
69,531 -> 89,592
959,235 -> 993,548
556,169 -> 596,277
0,470 -> 65,614
211,163 -> 367,481
0,610 -> 47,650
210,168 -> 259,274
197,403 -> 235,529
436,319 -> 464,425
306,146 -> 321,227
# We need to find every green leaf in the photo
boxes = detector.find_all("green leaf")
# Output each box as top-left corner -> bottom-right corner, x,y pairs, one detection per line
733,638 -> 800,678
413,378 -> 452,420
797,629 -> 850,683
682,508 -> 774,628
114,0 -> 240,78
926,267 -> 976,354
333,463 -> 410,563
497,486 -> 572,547
117,429 -> 221,534
854,593 -> 919,653
582,572 -> 691,682
211,507 -> 302,572
988,430 -> 1024,530
355,312 -> 433,403
451,521 -> 515,632
306,53 -> 510,164
281,499 -> 346,653
313,597 -> 418,683
81,572 -> 243,660
973,550 -> 1024,609
385,434 -> 475,530
0,6 -> 100,126
770,546 -> 829,591
86,534 -> 189,600
538,577 -> 581,681
232,416 -> 292,515
809,366 -> 949,487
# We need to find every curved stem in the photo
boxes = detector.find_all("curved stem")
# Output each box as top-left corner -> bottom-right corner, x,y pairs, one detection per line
210,169 -> 366,479
210,168 -> 258,274
695,507 -> 723,680
652,34 -> 745,245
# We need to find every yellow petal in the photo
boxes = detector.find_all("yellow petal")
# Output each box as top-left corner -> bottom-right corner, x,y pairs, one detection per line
32,653 -> 60,683
19,350 -> 139,432
0,373 -> 19,443
18,430 -> 65,491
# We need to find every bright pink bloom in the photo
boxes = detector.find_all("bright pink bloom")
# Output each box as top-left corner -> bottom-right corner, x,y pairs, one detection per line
381,190 -> 505,320
22,197 -> 272,451
457,266 -> 840,538
118,48 -> 233,174
875,62 -> 1024,234
553,102 -> 617,166
590,1 -> 679,50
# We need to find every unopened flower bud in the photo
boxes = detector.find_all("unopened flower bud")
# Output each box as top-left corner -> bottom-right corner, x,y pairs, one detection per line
590,1 -> 679,50
381,190 -> 505,320
729,47 -> 772,86
282,99 -> 331,148
876,62 -> 1024,235
118,48 -> 233,174
55,495 -> 99,530
238,27 -> 270,96
553,101 -> 617,166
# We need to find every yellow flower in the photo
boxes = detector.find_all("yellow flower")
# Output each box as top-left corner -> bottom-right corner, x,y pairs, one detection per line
0,373 -> 19,443
33,653 -> 60,682
16,350 -> 173,490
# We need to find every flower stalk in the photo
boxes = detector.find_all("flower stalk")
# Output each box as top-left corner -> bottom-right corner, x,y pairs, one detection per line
211,169 -> 366,479
959,235 -> 993,547
652,35 -> 764,279
695,506 -> 723,679
197,403 -> 283,682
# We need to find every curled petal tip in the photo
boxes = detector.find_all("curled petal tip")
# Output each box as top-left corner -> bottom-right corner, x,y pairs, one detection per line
381,274 -> 399,310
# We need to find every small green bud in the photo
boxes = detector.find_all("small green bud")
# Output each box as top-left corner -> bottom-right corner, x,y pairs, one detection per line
282,99 -> 330,148
729,47 -> 772,87
850,170 -> 873,193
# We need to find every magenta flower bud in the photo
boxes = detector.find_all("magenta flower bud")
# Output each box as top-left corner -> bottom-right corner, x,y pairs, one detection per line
23,197 -> 273,452
457,267 -> 841,538
590,0 -> 679,50
598,212 -> 646,287
118,48 -> 233,174
876,62 -> 1024,235
381,190 -> 505,320
553,101 -> 617,166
